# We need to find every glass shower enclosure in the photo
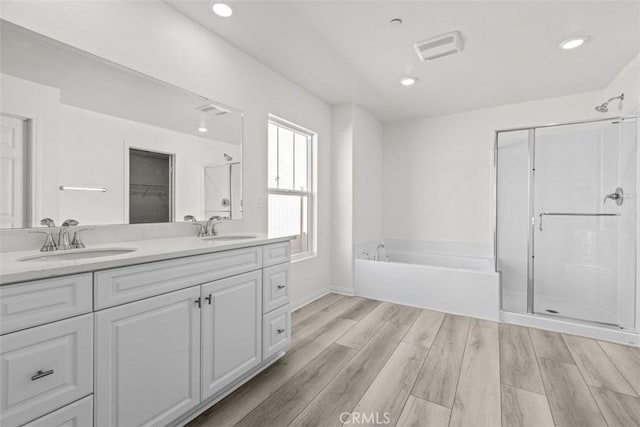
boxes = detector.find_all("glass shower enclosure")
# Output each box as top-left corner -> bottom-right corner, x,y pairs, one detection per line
496,116 -> 638,329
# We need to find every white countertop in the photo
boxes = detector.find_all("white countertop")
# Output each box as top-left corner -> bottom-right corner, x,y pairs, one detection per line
0,233 -> 294,285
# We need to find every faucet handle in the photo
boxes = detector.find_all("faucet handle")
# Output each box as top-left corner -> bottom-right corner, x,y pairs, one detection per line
40,218 -> 56,227
70,228 -> 92,249
184,215 -> 197,222
62,219 -> 79,227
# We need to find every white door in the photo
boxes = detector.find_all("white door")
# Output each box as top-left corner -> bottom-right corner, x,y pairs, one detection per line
0,115 -> 28,228
201,270 -> 262,401
95,287 -> 201,427
533,119 -> 637,327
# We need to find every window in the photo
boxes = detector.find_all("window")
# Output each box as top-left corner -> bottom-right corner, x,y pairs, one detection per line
268,116 -> 314,257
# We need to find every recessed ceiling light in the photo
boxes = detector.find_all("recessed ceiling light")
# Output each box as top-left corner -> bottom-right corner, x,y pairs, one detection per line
400,77 -> 417,86
559,36 -> 588,50
212,3 -> 233,17
198,126 -> 208,133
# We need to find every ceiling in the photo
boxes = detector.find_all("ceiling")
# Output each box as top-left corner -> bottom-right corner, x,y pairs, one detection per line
167,1 -> 640,124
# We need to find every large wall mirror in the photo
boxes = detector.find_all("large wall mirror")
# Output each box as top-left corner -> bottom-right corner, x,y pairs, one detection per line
0,20 -> 243,229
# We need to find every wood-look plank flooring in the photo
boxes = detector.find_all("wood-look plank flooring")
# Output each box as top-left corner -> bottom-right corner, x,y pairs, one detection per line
189,293 -> 640,427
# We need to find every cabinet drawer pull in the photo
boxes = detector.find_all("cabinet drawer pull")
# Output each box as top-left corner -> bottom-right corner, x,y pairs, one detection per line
205,294 -> 212,305
31,369 -> 54,381
276,284 -> 286,290
277,328 -> 286,334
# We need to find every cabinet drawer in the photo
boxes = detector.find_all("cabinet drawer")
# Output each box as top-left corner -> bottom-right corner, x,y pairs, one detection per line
0,274 -> 92,335
262,264 -> 290,313
263,304 -> 291,360
23,395 -> 93,427
0,314 -> 93,427
263,242 -> 290,267
94,246 -> 262,309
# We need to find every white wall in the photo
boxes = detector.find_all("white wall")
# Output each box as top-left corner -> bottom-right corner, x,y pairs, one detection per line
382,53 -> 638,249
353,105 -> 384,246
604,53 -> 640,115
1,0 -> 333,307
383,90 -> 611,246
330,105 -> 354,293
331,104 -> 383,293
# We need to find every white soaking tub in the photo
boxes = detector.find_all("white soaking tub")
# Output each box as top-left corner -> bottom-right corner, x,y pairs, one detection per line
354,246 -> 500,320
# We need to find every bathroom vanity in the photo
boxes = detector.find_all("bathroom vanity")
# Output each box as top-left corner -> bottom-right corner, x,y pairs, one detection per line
0,235 -> 293,427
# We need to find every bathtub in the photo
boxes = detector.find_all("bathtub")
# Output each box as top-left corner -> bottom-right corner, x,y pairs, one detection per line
354,247 -> 501,321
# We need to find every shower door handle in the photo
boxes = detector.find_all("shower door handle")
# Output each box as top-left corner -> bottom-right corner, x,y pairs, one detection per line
538,212 -> 621,231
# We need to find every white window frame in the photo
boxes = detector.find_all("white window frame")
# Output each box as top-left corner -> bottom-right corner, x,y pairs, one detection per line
267,115 -> 315,261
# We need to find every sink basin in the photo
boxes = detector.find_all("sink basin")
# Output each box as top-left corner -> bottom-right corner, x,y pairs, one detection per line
19,248 -> 137,262
200,235 -> 258,242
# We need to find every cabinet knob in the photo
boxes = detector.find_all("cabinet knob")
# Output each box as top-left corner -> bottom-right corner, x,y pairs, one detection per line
31,369 -> 54,381
276,285 -> 286,290
194,297 -> 201,308
205,294 -> 212,305
277,328 -> 285,334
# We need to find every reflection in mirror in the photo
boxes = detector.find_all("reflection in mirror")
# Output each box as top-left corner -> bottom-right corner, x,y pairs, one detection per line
204,160 -> 242,220
0,20 -> 243,229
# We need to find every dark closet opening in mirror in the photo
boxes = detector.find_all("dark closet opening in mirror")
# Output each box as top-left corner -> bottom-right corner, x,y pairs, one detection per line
129,148 -> 174,224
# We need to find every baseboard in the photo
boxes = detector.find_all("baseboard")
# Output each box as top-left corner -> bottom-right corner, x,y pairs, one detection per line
330,286 -> 354,296
290,286 -> 332,311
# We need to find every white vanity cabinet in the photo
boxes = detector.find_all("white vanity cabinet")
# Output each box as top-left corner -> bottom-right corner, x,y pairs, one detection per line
201,270 -> 262,400
0,238 -> 292,427
95,287 -> 202,427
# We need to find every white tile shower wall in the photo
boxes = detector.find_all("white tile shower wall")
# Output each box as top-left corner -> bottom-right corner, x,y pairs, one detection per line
1,1 -> 332,308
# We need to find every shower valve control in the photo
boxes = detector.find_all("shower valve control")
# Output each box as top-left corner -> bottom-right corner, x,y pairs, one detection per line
603,187 -> 624,206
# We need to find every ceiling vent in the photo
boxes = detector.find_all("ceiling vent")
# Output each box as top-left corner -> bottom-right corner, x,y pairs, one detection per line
197,103 -> 230,115
414,31 -> 463,62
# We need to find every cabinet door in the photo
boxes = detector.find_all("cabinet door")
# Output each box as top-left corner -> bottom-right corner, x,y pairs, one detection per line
95,287 -> 201,427
201,270 -> 262,400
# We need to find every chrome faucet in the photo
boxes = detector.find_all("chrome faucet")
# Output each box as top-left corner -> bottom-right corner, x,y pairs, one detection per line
206,215 -> 225,236
184,215 -> 206,237
58,219 -> 79,250
374,244 -> 387,262
33,218 -> 86,251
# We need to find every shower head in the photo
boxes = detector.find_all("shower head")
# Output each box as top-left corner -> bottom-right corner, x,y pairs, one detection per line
224,153 -> 233,161
595,93 -> 624,113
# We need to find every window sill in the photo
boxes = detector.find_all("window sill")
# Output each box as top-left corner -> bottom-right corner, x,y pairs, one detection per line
291,252 -> 317,264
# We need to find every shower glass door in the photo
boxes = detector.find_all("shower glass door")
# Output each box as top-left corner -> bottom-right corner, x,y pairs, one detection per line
533,119 -> 637,328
